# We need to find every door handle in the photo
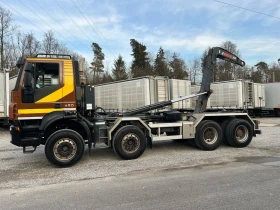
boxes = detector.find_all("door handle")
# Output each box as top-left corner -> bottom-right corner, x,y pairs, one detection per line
54,103 -> 62,108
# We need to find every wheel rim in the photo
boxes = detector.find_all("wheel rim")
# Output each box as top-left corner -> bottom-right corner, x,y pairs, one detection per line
203,127 -> 218,144
235,125 -> 249,143
53,138 -> 77,162
121,133 -> 140,153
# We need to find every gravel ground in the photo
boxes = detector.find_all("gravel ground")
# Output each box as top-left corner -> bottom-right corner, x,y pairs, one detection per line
0,117 -> 280,189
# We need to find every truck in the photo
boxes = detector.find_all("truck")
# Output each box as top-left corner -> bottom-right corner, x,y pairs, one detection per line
9,49 -> 261,167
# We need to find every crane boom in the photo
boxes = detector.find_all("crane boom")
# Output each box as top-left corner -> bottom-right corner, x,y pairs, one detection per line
194,47 -> 245,113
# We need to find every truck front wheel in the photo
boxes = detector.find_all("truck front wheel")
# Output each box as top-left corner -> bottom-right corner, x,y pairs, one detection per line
195,120 -> 222,150
45,129 -> 85,167
113,125 -> 146,160
225,119 -> 253,147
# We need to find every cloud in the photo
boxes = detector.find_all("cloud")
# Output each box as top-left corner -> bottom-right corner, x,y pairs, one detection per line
237,36 -> 280,64
132,25 -> 149,32
4,0 -> 280,71
158,34 -> 226,52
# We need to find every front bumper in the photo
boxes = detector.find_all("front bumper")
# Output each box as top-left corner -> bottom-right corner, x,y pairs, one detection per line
10,125 -> 40,147
10,125 -> 22,146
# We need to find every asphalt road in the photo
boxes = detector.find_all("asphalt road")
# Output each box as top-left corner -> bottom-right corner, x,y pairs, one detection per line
1,118 -> 280,209
1,155 -> 280,210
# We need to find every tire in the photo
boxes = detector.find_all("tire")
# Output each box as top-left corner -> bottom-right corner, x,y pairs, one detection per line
225,119 -> 253,148
195,120 -> 222,150
45,129 -> 85,167
221,118 -> 235,145
113,125 -> 146,160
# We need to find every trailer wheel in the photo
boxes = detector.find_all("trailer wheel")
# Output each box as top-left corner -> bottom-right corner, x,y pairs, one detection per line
113,125 -> 146,160
45,129 -> 84,167
225,119 -> 253,147
195,120 -> 222,150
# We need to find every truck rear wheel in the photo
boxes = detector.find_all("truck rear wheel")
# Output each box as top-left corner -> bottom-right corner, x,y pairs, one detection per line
225,119 -> 253,147
221,118 -> 235,145
45,129 -> 85,167
113,125 -> 146,160
195,120 -> 222,150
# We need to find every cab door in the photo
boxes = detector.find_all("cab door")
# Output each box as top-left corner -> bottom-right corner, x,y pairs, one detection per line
18,60 -> 63,119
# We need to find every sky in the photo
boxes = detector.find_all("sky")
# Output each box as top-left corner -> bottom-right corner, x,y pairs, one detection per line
2,0 -> 280,70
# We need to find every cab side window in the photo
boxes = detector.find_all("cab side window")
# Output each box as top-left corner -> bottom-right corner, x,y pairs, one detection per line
35,63 -> 59,89
22,62 -> 60,103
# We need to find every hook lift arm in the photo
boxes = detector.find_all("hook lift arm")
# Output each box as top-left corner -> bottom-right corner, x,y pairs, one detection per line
194,47 -> 245,113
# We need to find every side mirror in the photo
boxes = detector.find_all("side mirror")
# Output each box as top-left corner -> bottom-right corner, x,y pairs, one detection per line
23,71 -> 32,88
16,57 -> 25,68
23,63 -> 34,88
24,63 -> 34,72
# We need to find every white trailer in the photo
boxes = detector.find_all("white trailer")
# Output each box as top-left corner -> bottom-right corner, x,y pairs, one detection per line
0,74 -> 18,124
169,79 -> 192,109
9,76 -> 17,101
0,72 -> 10,123
190,80 -> 265,115
261,82 -> 280,116
94,77 -> 193,112
94,76 -> 169,112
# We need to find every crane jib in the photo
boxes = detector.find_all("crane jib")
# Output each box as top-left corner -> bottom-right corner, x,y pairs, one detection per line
215,48 -> 245,67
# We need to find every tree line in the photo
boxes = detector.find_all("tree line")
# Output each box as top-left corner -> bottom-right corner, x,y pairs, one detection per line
90,39 -> 280,85
0,6 -> 84,77
1,6 -> 279,85
90,39 -> 189,85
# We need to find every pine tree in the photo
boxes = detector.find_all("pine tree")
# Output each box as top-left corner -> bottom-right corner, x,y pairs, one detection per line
255,61 -> 269,83
130,39 -> 153,77
90,42 -> 104,84
112,55 -> 128,81
169,53 -> 188,79
154,47 -> 169,76
100,70 -> 114,84
251,68 -> 263,83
